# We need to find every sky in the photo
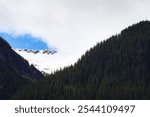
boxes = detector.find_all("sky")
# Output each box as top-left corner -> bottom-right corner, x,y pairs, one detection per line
0,0 -> 150,67
0,32 -> 48,50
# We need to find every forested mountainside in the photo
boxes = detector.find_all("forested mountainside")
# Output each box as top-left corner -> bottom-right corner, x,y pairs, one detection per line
0,37 -> 43,99
13,21 -> 150,99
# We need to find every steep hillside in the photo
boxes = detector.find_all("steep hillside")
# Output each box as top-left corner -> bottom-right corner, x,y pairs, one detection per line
14,21 -> 150,99
0,37 -> 44,99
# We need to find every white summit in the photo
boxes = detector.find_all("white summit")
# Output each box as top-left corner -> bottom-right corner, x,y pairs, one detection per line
14,49 -> 60,74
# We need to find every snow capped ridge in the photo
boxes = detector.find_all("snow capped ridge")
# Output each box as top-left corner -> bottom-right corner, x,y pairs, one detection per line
14,48 -> 57,55
14,48 -> 75,75
14,48 -> 58,74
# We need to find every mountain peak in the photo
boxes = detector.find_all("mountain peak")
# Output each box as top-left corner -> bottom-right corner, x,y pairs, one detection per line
14,48 -> 58,74
129,20 -> 150,28
14,48 -> 57,55
0,38 -> 44,99
136,20 -> 150,25
0,37 -> 11,49
121,20 -> 150,35
0,37 -> 44,80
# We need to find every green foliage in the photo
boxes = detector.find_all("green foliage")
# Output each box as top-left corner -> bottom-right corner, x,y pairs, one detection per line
14,21 -> 150,100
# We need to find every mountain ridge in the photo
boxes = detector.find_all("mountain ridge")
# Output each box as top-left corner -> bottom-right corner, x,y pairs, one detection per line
13,20 -> 150,100
14,48 -> 57,55
0,37 -> 44,99
14,48 -> 58,74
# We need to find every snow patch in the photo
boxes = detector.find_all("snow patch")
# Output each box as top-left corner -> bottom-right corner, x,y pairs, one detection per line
14,49 -> 64,74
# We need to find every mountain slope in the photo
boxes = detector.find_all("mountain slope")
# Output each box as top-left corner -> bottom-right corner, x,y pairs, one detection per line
14,21 -> 150,99
0,37 -> 44,99
14,49 -> 57,74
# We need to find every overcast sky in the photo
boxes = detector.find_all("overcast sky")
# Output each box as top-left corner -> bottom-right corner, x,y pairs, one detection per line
0,0 -> 150,67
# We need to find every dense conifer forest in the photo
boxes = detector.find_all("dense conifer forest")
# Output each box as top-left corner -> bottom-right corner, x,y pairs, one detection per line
12,21 -> 150,100
0,38 -> 43,99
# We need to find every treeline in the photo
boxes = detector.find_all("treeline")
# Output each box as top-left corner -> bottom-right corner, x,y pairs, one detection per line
13,21 -> 150,99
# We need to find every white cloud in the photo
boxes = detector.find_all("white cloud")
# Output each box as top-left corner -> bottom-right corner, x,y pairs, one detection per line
0,0 -> 150,68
